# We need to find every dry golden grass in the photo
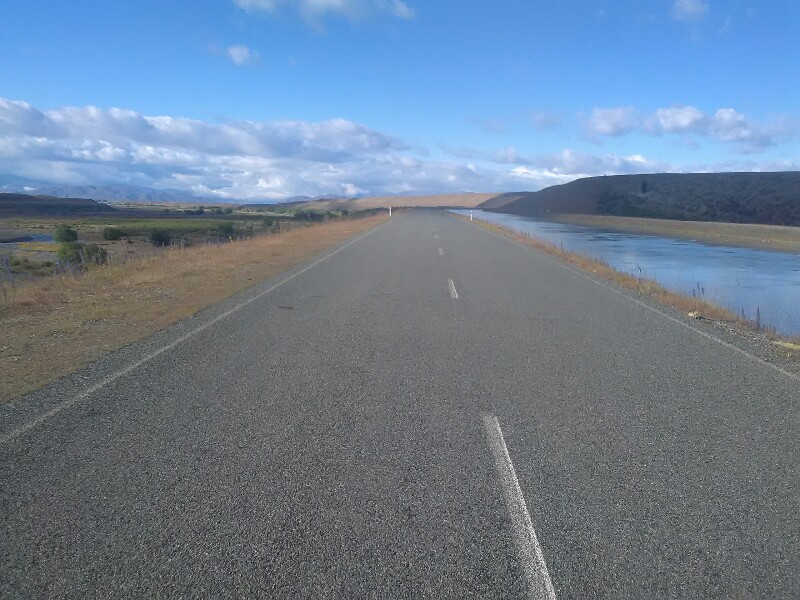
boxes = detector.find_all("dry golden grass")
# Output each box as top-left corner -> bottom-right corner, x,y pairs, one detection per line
468,218 -> 800,352
17,241 -> 59,252
551,214 -> 800,254
0,214 -> 387,401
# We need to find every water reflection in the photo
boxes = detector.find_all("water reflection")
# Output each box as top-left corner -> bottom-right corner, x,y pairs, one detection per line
454,210 -> 800,336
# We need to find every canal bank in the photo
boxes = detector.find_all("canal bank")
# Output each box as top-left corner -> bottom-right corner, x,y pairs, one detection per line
453,210 -> 800,338
548,214 -> 800,254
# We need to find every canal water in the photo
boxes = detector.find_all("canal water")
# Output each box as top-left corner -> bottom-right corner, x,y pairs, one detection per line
454,210 -> 800,336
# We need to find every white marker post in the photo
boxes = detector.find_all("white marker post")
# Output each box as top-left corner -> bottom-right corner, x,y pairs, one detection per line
470,210 -> 473,221
389,206 -> 392,217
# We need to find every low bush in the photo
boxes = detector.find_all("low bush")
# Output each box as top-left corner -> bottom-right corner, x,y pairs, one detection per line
57,241 -> 83,263
149,229 -> 172,247
102,226 -> 124,240
82,243 -> 109,265
9,256 -> 55,276
57,242 -> 109,265
216,222 -> 235,236
54,224 -> 78,242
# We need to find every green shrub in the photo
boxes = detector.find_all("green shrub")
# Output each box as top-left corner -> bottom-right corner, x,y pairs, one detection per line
57,241 -> 83,262
216,222 -> 235,236
149,229 -> 172,246
54,224 -> 78,242
9,256 -> 54,275
82,243 -> 109,265
102,226 -> 124,240
223,207 -> 233,214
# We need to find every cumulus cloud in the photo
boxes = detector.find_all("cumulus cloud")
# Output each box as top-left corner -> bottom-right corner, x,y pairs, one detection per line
671,0 -> 709,22
233,0 -> 415,21
227,45 -> 258,66
650,105 -> 706,132
586,104 -> 793,151
0,97 -> 429,199
585,107 -> 639,137
2,97 -> 794,200
1,96 -> 555,199
506,150 -> 671,189
440,144 -> 673,189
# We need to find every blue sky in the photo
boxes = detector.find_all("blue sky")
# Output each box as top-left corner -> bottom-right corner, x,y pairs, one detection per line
1,0 -> 798,200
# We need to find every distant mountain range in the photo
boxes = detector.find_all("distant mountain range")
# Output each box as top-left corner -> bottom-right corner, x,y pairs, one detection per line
0,180 -> 354,205
480,172 -> 800,226
0,181 -> 218,204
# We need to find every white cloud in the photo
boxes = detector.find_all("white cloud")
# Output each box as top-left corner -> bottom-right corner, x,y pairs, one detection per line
233,0 -> 415,21
442,145 -> 673,190
1,97 -> 795,201
588,104 -> 792,151
671,0 -> 709,22
379,0 -> 415,19
507,149 -> 670,189
585,107 -> 639,137
227,45 -> 257,66
0,96 -> 534,199
650,105 -> 707,132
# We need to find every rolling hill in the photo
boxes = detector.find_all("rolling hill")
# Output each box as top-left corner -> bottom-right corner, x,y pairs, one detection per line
0,193 -> 117,215
481,172 -> 800,226
241,193 -> 499,212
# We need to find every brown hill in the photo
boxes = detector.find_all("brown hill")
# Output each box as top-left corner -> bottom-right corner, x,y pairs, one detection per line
480,172 -> 800,226
246,193 -> 499,212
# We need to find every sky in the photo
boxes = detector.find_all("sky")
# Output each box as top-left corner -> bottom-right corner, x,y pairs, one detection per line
1,0 -> 799,201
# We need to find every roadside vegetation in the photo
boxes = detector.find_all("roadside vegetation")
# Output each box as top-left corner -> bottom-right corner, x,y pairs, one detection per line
0,204 -> 359,284
0,211 -> 388,401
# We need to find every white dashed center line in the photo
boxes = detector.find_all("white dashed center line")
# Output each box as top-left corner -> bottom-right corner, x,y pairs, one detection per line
448,278 -> 459,299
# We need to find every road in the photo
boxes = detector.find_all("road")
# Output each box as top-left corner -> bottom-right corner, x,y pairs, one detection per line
1,210 -> 797,598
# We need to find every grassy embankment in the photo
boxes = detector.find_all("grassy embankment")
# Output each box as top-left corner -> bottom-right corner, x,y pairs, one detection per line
0,213 -> 388,401
464,217 -> 800,354
550,214 -> 800,254
0,208 -> 356,280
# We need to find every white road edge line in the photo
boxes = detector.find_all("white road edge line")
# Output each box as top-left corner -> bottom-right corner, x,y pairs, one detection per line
482,413 -> 557,600
462,217 -> 800,383
438,248 -> 444,256
0,218 -> 393,445
448,278 -> 459,299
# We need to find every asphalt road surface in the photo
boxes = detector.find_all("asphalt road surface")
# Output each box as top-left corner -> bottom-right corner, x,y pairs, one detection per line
1,210 -> 797,598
